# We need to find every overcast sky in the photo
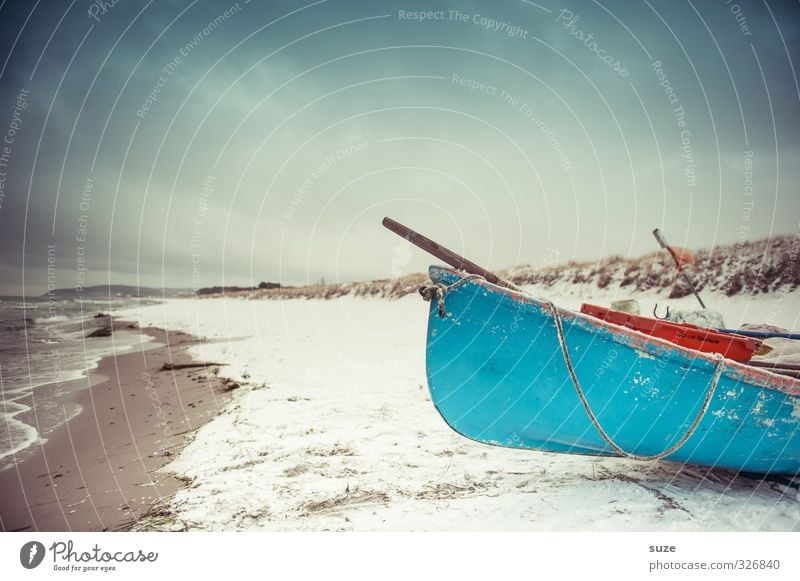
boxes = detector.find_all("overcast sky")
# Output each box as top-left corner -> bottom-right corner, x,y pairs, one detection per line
0,0 -> 797,295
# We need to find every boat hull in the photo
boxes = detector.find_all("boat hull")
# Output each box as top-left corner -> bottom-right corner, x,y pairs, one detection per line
425,267 -> 800,475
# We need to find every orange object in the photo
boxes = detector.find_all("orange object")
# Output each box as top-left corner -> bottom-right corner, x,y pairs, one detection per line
580,304 -> 762,362
666,246 -> 696,266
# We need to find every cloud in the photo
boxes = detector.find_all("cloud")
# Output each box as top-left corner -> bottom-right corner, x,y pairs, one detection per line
0,0 -> 798,294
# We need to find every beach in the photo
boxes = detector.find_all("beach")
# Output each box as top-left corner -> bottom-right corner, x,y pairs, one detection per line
111,292 -> 799,532
0,325 -> 234,532
1,285 -> 798,532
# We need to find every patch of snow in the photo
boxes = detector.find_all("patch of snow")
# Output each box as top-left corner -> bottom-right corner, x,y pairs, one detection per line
667,309 -> 726,328
116,292 -> 800,531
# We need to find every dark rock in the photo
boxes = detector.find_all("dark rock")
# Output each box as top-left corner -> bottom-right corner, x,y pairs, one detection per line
87,326 -> 112,338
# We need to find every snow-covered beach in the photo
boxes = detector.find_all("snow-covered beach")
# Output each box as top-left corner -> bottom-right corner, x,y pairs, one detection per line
116,287 -> 800,532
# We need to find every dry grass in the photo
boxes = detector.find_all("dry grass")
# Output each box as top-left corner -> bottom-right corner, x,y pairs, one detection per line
305,444 -> 356,457
301,489 -> 390,514
199,235 -> 799,300
403,479 -> 497,501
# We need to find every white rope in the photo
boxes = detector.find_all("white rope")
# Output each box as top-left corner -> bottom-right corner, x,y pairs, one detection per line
542,300 -> 725,462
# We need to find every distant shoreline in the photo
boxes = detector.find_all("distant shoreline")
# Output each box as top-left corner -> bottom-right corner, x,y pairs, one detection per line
7,232 -> 796,301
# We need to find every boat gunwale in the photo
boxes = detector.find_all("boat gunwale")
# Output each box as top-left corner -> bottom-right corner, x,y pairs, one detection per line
429,266 -> 800,397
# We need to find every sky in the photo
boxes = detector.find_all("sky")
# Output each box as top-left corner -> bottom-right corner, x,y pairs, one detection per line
0,0 -> 797,295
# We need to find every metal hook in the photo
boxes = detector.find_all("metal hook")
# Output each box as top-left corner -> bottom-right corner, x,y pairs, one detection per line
653,303 -> 670,320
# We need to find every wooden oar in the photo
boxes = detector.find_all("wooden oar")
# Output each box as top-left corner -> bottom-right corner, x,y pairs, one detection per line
385,217 -> 800,378
735,360 -> 800,379
747,360 -> 800,372
716,328 -> 800,340
750,368 -> 800,379
382,217 -> 518,290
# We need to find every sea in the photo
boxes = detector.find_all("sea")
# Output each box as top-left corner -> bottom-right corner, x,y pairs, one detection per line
0,295 -> 160,470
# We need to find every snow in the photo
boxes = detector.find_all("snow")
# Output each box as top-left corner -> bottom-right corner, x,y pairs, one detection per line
115,290 -> 800,531
666,308 -> 726,328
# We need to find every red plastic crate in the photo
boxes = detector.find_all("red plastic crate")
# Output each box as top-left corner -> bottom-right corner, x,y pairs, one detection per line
580,304 -> 762,362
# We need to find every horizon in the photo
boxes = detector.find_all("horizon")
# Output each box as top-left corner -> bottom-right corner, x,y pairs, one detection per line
0,227 -> 792,299
0,0 -> 798,295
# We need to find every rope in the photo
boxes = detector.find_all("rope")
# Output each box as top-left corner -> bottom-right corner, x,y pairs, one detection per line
419,274 -> 485,318
542,299 -> 725,462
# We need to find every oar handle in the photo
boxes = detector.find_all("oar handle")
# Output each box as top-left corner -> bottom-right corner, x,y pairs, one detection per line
382,217 -> 516,289
746,360 -> 800,372
717,328 -> 800,340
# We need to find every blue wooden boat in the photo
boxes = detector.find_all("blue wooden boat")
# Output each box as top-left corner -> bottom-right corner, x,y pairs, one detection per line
424,266 -> 800,475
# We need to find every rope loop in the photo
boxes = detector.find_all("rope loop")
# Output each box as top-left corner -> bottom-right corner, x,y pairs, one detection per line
419,273 -> 485,318
419,284 -> 447,317
542,299 -> 725,462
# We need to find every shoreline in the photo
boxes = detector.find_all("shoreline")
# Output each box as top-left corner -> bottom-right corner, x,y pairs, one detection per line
0,324 -> 235,532
0,326 -> 157,470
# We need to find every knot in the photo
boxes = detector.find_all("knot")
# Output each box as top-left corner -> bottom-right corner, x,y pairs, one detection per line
419,284 -> 447,318
419,274 -> 486,319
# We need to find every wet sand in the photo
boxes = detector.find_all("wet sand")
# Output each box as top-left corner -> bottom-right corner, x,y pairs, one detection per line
0,325 -> 234,532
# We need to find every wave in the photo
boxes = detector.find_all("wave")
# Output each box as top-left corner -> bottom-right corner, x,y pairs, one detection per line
0,419 -> 39,465
2,366 -> 93,394
33,315 -> 70,324
0,401 -> 39,466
